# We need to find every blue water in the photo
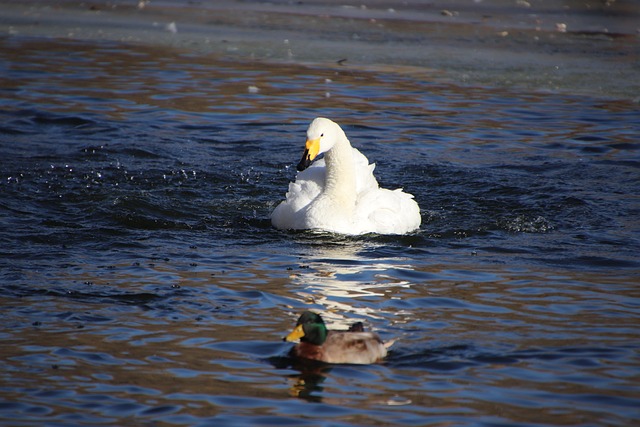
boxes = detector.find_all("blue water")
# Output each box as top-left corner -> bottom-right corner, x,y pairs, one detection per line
1,37 -> 639,426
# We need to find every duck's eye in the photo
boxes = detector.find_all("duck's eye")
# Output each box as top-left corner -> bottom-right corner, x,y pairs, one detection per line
320,133 -> 324,137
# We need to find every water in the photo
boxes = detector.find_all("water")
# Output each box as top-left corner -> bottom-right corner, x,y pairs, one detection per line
1,36 -> 639,426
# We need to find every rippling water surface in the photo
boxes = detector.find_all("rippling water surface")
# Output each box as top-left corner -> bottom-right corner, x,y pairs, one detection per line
1,37 -> 639,426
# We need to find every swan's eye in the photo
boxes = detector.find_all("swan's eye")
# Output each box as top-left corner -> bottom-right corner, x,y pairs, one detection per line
320,133 -> 324,137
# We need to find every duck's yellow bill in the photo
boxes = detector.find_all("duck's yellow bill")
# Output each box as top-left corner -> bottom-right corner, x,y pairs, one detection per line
285,324 -> 305,342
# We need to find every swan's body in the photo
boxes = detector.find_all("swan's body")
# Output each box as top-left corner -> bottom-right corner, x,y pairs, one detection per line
271,117 -> 421,235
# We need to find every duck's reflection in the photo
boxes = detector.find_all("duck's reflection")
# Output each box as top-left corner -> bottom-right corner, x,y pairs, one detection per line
286,358 -> 332,401
267,354 -> 332,402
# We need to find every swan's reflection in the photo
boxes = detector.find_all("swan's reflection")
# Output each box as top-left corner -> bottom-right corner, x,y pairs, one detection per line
291,239 -> 414,325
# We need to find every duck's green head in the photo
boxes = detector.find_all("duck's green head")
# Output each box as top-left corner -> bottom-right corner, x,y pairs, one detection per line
284,311 -> 328,345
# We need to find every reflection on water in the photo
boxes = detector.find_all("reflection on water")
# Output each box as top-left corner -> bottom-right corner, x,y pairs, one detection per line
291,240 -> 414,323
1,36 -> 639,426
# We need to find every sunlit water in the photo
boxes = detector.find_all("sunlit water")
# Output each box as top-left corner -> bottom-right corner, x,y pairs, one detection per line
1,37 -> 639,426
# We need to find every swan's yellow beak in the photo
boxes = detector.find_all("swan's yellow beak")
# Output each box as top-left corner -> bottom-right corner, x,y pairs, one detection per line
297,137 -> 321,172
284,324 -> 305,342
305,137 -> 321,161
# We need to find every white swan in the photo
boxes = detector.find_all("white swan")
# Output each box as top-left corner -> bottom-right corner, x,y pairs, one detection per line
271,117 -> 421,235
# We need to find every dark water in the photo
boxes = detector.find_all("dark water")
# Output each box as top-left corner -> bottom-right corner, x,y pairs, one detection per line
1,37 -> 639,426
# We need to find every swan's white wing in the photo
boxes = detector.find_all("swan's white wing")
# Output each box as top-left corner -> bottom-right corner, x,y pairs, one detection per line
271,160 -> 325,230
286,160 -> 325,211
352,147 -> 379,193
357,188 -> 421,235
352,147 -> 421,234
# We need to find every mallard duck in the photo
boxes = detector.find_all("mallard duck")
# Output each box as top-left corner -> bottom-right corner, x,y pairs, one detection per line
283,311 -> 393,364
271,117 -> 421,235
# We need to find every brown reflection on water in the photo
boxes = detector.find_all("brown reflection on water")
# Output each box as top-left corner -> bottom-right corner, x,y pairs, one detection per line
0,294 -> 286,416
4,37 -> 637,167
2,37 -> 377,120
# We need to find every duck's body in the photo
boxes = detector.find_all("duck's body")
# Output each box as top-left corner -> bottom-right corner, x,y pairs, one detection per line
271,118 -> 421,235
284,311 -> 393,364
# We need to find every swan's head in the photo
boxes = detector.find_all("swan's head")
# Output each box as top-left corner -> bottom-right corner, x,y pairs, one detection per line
297,117 -> 342,171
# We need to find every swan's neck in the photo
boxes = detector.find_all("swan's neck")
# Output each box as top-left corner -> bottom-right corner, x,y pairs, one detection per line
323,133 -> 356,209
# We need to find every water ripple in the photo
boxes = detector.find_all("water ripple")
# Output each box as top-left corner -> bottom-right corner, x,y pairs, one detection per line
0,36 -> 638,427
